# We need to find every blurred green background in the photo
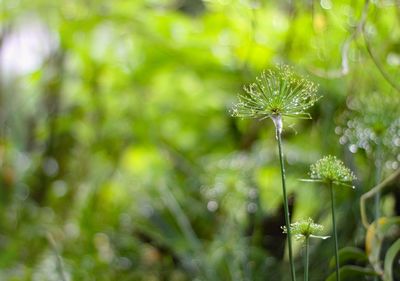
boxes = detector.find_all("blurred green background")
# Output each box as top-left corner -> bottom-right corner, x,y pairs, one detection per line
1,0 -> 399,280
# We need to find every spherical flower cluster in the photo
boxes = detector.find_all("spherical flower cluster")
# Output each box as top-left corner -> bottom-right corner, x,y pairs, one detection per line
309,155 -> 356,186
230,65 -> 319,121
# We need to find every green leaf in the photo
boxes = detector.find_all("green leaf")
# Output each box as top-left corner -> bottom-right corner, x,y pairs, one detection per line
366,217 -> 400,274
309,234 -> 330,240
329,247 -> 368,269
332,181 -> 356,189
299,178 -> 325,183
325,265 -> 378,281
375,217 -> 400,237
383,238 -> 400,281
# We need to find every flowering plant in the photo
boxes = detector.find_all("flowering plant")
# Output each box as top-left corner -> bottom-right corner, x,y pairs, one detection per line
231,65 -> 319,122
305,155 -> 357,188
282,218 -> 329,242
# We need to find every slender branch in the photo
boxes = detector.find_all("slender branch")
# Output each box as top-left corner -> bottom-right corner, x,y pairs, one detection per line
360,168 -> 400,229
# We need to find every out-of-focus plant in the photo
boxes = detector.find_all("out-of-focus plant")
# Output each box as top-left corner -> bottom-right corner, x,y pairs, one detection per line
283,218 -> 329,281
1,1 -> 400,280
231,65 -> 320,281
330,92 -> 400,280
338,93 -> 400,220
360,168 -> 400,281
303,156 -> 356,281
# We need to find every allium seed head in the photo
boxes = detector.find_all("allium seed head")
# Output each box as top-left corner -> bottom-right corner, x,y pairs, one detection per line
310,155 -> 356,186
230,65 -> 320,121
282,218 -> 328,241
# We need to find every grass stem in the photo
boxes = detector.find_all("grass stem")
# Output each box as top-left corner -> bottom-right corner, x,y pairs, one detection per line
374,144 -> 382,222
275,119 -> 296,281
47,232 -> 68,281
304,237 -> 309,281
330,181 -> 340,281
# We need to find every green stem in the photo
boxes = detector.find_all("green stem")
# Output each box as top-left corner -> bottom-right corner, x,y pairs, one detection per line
360,168 -> 400,229
330,182 -> 340,281
275,116 -> 296,281
373,144 -> 382,281
47,233 -> 68,281
374,143 -> 382,222
304,237 -> 309,281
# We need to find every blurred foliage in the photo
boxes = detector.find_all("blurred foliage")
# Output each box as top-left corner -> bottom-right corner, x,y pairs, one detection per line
0,0 -> 400,280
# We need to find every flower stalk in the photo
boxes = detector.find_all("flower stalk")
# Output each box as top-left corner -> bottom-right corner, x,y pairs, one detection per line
304,237 -> 309,281
374,143 -> 383,222
329,181 -> 340,281
304,155 -> 356,281
282,218 -> 328,281
275,115 -> 296,281
231,65 -> 320,281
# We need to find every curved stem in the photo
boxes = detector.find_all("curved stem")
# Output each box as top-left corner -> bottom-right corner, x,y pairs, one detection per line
360,168 -> 400,229
304,237 -> 309,281
275,116 -> 296,281
330,182 -> 340,281
363,33 -> 400,93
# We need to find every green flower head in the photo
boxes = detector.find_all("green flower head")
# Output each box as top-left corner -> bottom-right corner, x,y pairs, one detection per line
282,218 -> 329,241
309,155 -> 356,187
230,65 -> 320,121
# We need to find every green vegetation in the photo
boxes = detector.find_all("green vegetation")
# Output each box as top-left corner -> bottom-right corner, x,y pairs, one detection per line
283,218 -> 329,281
0,1 -> 399,281
231,65 -> 320,281
305,156 -> 356,281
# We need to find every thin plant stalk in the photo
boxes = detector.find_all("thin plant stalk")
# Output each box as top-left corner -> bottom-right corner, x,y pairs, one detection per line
47,233 -> 68,281
307,156 -> 354,280
374,143 -> 382,222
329,181 -> 340,281
274,115 -> 296,281
373,143 -> 382,281
360,168 -> 400,228
374,190 -> 380,222
304,237 -> 309,281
